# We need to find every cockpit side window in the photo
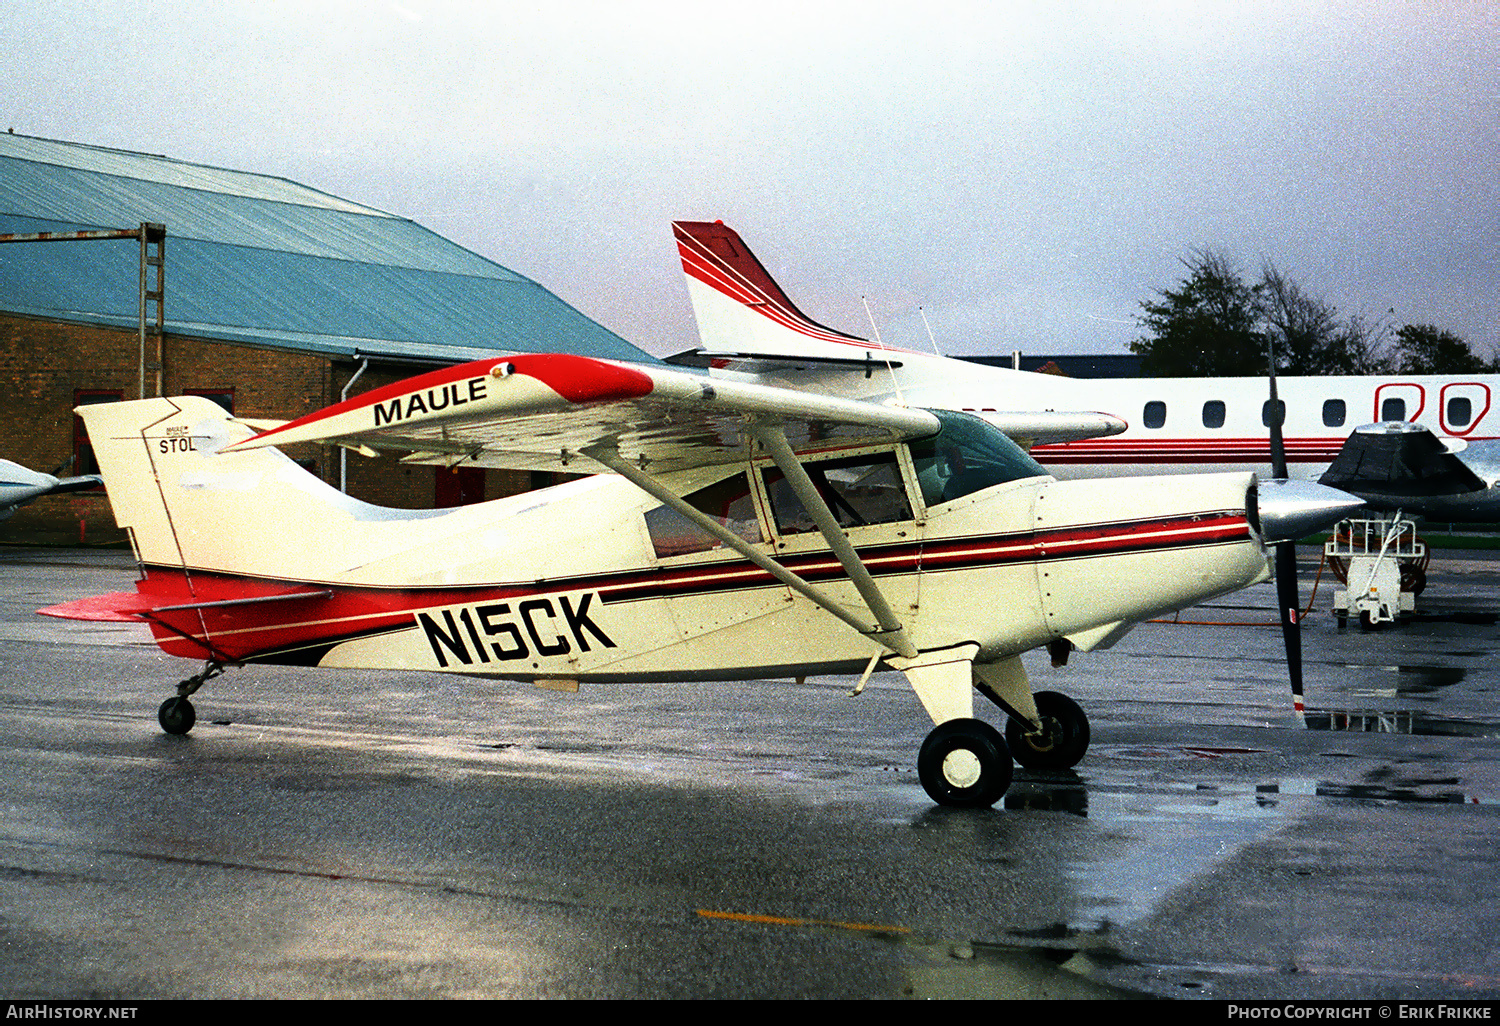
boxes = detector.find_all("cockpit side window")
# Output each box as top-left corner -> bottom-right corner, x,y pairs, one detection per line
645,471 -> 763,558
763,452 -> 912,535
908,409 -> 1048,506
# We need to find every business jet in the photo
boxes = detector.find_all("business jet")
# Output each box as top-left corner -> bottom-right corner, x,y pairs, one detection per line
671,220 -> 1500,517
0,459 -> 99,521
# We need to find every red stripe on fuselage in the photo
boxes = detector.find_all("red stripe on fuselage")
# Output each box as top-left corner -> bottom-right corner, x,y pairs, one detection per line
128,510 -> 1251,663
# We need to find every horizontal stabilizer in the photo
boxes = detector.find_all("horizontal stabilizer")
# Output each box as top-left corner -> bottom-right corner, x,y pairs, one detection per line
975,410 -> 1127,447
38,591 -> 156,622
664,349 -> 904,373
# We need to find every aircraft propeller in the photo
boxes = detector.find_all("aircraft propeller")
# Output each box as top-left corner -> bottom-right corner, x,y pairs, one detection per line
1266,346 -> 1310,724
1266,358 -> 1302,720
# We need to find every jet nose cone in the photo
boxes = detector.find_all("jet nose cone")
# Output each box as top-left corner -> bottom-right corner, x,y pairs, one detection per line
1256,478 -> 1366,543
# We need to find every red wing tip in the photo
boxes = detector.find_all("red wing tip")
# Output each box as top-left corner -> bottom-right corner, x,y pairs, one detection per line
37,592 -> 153,622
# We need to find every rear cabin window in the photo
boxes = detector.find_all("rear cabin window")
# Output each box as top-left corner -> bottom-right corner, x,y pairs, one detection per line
763,453 -> 911,535
907,409 -> 1047,507
645,471 -> 762,558
1381,397 -> 1407,421
1448,396 -> 1472,427
1202,401 -> 1226,429
1143,401 -> 1166,429
1262,399 -> 1286,429
1323,399 -> 1346,428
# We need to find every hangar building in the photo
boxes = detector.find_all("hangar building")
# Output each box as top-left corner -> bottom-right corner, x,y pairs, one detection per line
0,133 -> 654,543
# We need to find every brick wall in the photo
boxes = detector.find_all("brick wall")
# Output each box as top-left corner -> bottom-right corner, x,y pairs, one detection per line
1,314 -> 533,544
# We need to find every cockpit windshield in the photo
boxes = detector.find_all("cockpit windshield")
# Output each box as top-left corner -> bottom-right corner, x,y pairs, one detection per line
909,409 -> 1049,506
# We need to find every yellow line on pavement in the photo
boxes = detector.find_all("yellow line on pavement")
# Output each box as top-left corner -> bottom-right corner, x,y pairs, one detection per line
696,909 -> 910,933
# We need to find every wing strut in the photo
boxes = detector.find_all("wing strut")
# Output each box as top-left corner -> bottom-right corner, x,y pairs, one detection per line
748,425 -> 917,658
584,440 -> 918,660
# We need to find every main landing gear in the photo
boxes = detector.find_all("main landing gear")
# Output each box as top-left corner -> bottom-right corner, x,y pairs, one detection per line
1005,690 -> 1090,771
915,690 -> 1091,809
155,660 -> 227,736
918,719 -> 1012,808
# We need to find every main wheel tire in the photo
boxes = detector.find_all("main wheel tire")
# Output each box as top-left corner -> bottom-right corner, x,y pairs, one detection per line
1007,690 -> 1090,770
917,718 -> 1012,808
158,696 -> 196,735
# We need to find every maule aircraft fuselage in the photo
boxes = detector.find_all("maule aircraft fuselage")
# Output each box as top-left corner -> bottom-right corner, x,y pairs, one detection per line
43,354 -> 1356,806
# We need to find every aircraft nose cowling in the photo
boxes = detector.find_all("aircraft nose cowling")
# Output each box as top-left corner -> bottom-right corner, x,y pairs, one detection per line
1031,472 -> 1271,649
1254,479 -> 1366,544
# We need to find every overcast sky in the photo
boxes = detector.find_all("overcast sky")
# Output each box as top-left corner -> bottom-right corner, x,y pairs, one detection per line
4,0 -> 1496,361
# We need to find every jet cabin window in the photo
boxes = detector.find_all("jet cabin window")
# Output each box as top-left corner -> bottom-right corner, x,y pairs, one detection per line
1323,399 -> 1347,428
1382,397 -> 1407,421
764,452 -> 912,535
1202,401 -> 1226,429
1449,396 -> 1473,427
908,409 -> 1047,507
645,471 -> 763,558
1143,401 -> 1166,429
1262,399 -> 1286,429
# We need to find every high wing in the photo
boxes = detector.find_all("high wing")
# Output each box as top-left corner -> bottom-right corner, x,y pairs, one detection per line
221,353 -> 945,661
225,353 -> 941,474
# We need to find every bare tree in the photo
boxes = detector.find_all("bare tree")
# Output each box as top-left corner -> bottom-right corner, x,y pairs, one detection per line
1135,250 -> 1402,376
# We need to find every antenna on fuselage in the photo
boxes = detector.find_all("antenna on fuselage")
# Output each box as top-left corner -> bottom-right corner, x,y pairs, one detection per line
861,294 -> 906,406
919,306 -> 943,356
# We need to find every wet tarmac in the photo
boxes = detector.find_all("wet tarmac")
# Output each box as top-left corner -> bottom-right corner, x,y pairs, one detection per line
3,544 -> 1500,999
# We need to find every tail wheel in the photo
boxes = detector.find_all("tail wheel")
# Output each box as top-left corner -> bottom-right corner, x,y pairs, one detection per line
917,718 -> 1012,808
1007,690 -> 1090,770
158,697 -> 196,735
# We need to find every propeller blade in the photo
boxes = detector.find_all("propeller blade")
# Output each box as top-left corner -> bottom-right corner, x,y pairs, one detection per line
1267,335 -> 1304,722
1275,539 -> 1306,724
1267,337 -> 1288,479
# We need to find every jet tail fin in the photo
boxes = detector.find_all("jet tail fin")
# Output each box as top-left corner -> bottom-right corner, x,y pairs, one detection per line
673,220 -> 906,361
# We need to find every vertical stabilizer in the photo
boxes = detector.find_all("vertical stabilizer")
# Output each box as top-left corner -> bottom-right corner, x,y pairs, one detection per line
673,220 -> 907,359
80,396 -> 422,581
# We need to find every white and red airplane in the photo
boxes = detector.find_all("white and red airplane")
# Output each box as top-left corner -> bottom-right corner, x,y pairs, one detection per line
671,220 -> 1500,509
38,353 -> 1353,807
1,459 -> 99,521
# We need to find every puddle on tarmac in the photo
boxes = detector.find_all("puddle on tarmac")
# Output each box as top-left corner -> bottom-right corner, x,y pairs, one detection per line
1024,747 -> 1494,931
1053,784 -> 1294,929
1304,663 -> 1500,735
1304,707 -> 1500,737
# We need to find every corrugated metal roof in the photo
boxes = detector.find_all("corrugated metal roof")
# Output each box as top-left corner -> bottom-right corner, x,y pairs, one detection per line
4,134 -> 388,215
0,134 -> 657,365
